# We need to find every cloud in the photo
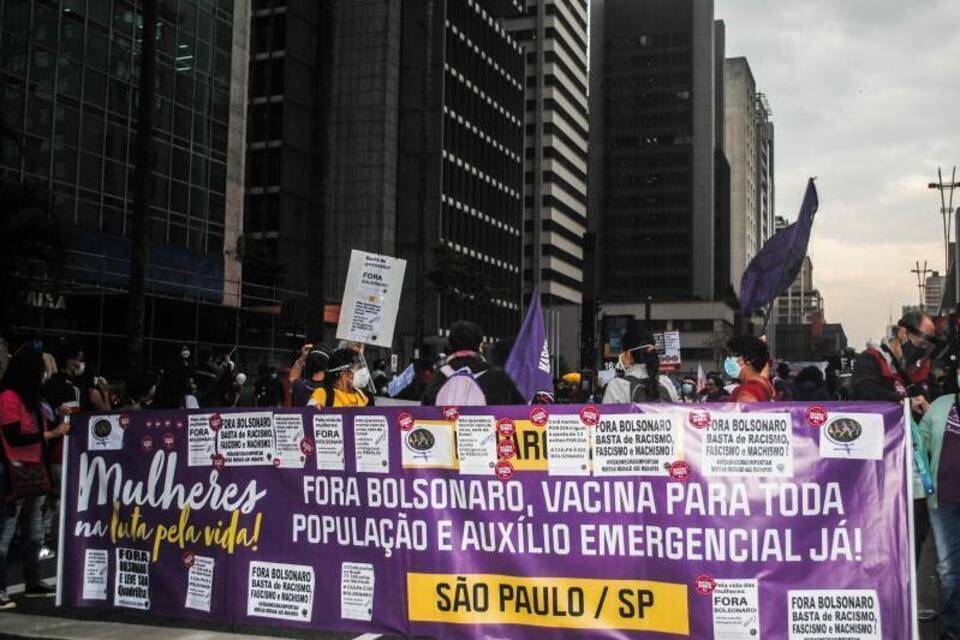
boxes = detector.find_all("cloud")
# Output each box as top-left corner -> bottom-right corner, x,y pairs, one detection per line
717,0 -> 960,349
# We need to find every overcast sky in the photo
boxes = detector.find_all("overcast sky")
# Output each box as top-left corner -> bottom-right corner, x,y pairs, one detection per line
716,0 -> 960,349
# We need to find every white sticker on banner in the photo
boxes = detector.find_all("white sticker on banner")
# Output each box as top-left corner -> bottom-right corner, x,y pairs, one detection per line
818,414 -> 884,461
247,561 -> 314,622
702,412 -> 793,477
185,555 -> 215,612
188,414 -> 216,466
402,422 -> 456,469
216,412 -> 276,466
547,414 -> 591,476
354,415 -> 390,473
88,415 -> 124,450
787,589 -> 881,639
82,549 -> 108,600
592,413 -> 680,476
456,415 -> 497,475
314,414 -> 345,471
273,413 -> 306,469
713,579 -> 760,639
114,548 -> 150,610
341,562 -> 375,621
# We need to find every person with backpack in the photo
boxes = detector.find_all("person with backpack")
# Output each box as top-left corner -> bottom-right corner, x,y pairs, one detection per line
421,322 -> 524,407
308,349 -> 373,408
602,320 -> 679,404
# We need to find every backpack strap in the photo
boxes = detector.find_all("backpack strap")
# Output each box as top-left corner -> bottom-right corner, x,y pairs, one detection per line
324,387 -> 336,408
624,375 -> 645,402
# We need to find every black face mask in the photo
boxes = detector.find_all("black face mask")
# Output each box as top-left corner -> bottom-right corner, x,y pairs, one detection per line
901,337 -> 927,366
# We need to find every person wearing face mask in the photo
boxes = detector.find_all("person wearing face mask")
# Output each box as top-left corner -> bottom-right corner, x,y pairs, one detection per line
851,311 -> 938,584
308,349 -> 374,408
724,336 -> 775,403
679,376 -> 698,403
602,320 -> 679,404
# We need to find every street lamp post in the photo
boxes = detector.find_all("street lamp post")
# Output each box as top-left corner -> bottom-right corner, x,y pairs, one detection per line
929,167 -> 960,276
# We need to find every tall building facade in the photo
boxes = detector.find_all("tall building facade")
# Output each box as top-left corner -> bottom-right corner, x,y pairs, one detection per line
395,0 -> 525,355
725,56 -> 774,296
1,0 -> 258,373
245,0 -> 333,341
504,0 -> 589,370
588,0 -> 720,304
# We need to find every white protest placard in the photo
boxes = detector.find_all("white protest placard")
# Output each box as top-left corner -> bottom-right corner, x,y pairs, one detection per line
547,414 -> 590,476
187,414 -> 216,466
216,412 -> 276,466
401,422 -> 456,470
701,412 -> 793,477
88,415 -> 124,450
273,413 -> 306,469
336,250 -> 407,348
818,413 -> 884,461
114,548 -> 150,610
787,589 -> 881,639
592,413 -> 681,476
456,415 -> 497,475
185,555 -> 215,612
354,415 -> 390,473
314,414 -> 345,471
247,561 -> 314,623
653,330 -> 682,372
82,549 -> 108,600
713,579 -> 760,639
341,562 -> 375,621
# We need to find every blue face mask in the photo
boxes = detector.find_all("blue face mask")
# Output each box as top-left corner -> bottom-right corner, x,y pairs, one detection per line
682,383 -> 695,395
723,356 -> 742,380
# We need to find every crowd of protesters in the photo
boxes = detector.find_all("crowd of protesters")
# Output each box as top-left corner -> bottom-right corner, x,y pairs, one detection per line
3,309 -> 960,631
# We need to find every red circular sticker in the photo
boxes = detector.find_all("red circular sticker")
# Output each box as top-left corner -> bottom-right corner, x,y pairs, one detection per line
694,574 -> 716,595
688,410 -> 711,429
162,432 -> 176,450
668,460 -> 692,482
398,412 -> 415,432
443,406 -> 460,422
175,420 -> 184,430
273,457 -> 282,468
182,550 -> 195,569
497,419 -> 516,438
212,453 -> 226,470
806,405 -> 828,428
163,419 -> 172,428
119,414 -> 132,430
497,439 -> 516,460
145,420 -> 154,429
299,437 -> 315,456
579,405 -> 600,426
495,460 -> 515,481
529,406 -> 549,427
209,413 -> 223,432
140,435 -> 154,453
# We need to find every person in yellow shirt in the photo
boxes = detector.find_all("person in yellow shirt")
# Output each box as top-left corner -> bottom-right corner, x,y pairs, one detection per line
308,349 -> 373,408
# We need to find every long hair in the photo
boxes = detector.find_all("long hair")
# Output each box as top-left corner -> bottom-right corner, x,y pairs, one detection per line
0,350 -> 45,414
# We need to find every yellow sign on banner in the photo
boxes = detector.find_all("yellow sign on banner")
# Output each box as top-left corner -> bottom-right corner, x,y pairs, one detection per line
407,572 -> 689,634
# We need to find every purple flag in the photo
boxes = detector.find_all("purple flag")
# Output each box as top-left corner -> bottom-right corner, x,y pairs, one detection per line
505,288 -> 554,402
740,179 -> 819,314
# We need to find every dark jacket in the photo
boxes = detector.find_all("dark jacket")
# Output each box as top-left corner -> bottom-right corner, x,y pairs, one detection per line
421,356 -> 525,406
851,349 -> 902,402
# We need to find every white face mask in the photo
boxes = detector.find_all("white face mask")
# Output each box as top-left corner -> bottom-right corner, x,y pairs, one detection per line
353,367 -> 371,390
181,349 -> 191,360
234,372 -> 247,386
73,361 -> 86,377
597,368 -> 617,387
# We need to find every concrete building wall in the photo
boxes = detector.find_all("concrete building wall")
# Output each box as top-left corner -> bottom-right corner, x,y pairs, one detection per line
724,57 -> 757,296
691,0 -> 716,301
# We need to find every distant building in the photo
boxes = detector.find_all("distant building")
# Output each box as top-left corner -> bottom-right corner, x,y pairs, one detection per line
0,0 -> 264,373
775,321 -> 848,362
504,0 -> 590,372
925,270 -> 945,315
395,0 -> 526,356
725,57 -> 774,295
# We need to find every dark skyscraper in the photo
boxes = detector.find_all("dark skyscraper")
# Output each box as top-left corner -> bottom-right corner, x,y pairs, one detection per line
588,0 -> 719,304
1,0 -> 256,371
395,0 -> 525,355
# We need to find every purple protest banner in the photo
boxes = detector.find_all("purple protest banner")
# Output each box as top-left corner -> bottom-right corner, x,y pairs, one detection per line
58,402 -> 913,639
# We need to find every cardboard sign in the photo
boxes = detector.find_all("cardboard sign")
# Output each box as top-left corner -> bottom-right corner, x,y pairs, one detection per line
336,250 -> 407,348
